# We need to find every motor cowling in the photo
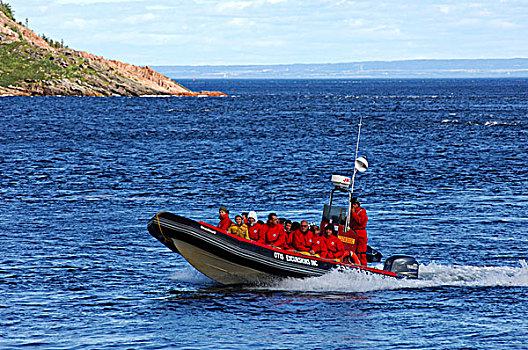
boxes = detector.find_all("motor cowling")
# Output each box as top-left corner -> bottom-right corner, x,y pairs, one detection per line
384,255 -> 419,279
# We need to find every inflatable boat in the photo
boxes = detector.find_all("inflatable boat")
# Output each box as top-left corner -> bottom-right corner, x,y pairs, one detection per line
147,119 -> 419,285
147,209 -> 419,285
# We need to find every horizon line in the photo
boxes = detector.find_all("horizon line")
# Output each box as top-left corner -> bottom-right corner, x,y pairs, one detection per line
150,57 -> 528,67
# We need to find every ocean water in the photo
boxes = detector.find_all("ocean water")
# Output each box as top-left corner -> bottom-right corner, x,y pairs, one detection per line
1,79 -> 527,349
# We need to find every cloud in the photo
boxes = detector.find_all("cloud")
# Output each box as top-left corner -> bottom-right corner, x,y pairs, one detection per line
63,17 -> 99,29
489,19 -> 519,29
53,0 -> 142,3
8,0 -> 528,65
215,0 -> 288,14
345,18 -> 365,28
145,5 -> 175,11
253,39 -> 286,48
217,1 -> 254,13
90,30 -> 192,46
437,5 -> 450,14
122,13 -> 157,24
227,17 -> 257,27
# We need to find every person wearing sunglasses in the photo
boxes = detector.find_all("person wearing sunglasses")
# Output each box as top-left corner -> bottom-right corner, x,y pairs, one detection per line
289,220 -> 313,254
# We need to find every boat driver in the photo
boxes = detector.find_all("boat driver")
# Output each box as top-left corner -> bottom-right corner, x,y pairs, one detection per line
350,197 -> 368,265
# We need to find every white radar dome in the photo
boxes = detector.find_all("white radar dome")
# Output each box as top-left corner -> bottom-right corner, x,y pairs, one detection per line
331,175 -> 351,189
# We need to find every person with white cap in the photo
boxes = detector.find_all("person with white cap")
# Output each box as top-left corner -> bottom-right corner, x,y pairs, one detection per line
247,211 -> 261,241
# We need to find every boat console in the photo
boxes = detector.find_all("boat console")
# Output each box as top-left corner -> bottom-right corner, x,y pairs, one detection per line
327,172 -> 419,278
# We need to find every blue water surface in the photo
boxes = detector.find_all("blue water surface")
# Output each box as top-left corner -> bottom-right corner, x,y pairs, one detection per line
1,79 -> 527,349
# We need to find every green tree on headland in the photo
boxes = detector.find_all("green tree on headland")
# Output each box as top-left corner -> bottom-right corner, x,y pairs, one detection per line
1,1 -> 199,96
1,1 -> 68,49
0,1 -> 70,88
0,1 -> 15,21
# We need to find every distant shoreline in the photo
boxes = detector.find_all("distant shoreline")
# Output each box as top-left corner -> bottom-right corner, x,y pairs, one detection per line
154,58 -> 528,80
173,76 -> 528,80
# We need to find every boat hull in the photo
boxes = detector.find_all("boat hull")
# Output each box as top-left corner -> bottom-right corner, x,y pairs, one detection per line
147,211 -> 400,285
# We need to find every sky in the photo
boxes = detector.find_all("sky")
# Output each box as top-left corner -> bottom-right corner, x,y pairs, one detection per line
7,0 -> 528,66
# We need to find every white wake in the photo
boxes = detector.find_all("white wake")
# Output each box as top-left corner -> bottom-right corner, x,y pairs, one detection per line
170,261 -> 528,292
258,260 -> 528,292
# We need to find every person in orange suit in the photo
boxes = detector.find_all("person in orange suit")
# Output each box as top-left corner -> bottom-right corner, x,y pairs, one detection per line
323,223 -> 345,260
309,225 -> 327,258
350,197 -> 368,265
258,213 -> 288,249
289,220 -> 313,253
217,206 -> 232,231
247,211 -> 261,241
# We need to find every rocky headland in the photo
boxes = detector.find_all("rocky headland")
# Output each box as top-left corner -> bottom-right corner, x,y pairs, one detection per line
0,10 -> 226,97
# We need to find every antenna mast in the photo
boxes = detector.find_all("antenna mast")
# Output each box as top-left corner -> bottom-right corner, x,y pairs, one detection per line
350,116 -> 363,194
345,116 -> 365,231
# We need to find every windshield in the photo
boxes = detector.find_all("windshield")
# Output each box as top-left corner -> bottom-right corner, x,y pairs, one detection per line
322,204 -> 347,225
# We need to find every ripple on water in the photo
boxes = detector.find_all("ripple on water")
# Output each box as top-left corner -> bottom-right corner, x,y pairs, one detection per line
1,80 -> 527,349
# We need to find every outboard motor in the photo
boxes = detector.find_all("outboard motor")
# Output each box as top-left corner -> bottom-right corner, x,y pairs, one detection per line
384,255 -> 419,279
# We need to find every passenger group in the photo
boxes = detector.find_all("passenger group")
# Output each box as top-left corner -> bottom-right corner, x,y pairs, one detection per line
216,199 -> 368,265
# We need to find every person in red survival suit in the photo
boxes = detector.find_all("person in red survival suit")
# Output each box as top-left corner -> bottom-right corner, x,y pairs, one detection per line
258,212 -> 288,249
286,221 -> 299,247
284,219 -> 292,243
247,211 -> 261,241
217,206 -> 233,232
350,197 -> 368,265
323,223 -> 345,260
309,225 -> 327,258
289,220 -> 313,253
241,212 -> 249,225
